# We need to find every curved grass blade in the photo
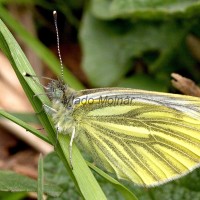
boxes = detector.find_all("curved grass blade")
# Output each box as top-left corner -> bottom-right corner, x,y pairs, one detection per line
0,18 -> 107,200
88,162 -> 138,200
0,109 -> 50,144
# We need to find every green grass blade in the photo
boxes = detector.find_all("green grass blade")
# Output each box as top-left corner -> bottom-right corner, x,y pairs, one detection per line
88,163 -> 138,200
0,18 -> 106,200
37,155 -> 44,200
59,134 -> 107,200
0,112 -> 41,124
0,109 -> 50,144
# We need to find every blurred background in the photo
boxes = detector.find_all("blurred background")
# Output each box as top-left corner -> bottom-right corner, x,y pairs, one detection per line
1,0 -> 200,199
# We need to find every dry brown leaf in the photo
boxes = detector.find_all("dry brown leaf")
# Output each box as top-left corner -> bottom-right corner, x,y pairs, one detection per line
171,73 -> 200,97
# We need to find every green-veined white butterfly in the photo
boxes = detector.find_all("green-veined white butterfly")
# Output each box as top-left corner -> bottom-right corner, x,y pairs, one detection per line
28,11 -> 200,187
42,80 -> 200,187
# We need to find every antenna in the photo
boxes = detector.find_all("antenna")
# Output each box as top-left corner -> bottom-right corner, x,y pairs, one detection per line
53,11 -> 64,82
23,72 -> 49,90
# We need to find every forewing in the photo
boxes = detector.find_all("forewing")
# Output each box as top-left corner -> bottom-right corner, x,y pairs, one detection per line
73,89 -> 200,187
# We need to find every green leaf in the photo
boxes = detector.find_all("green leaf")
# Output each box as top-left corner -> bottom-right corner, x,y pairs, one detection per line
0,192 -> 27,200
0,170 -> 62,197
129,168 -> 200,200
80,10 -> 188,87
44,152 -> 138,200
44,152 -> 79,199
91,0 -> 200,20
117,74 -> 168,92
178,168 -> 200,191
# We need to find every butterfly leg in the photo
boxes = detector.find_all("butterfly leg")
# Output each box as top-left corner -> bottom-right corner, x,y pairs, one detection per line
69,127 -> 76,169
43,104 -> 57,114
54,127 -> 59,148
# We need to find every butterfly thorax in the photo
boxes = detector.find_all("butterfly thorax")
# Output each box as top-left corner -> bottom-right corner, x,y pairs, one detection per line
45,79 -> 77,134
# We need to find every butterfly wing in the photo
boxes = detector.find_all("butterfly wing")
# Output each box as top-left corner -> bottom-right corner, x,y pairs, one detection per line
72,89 -> 200,187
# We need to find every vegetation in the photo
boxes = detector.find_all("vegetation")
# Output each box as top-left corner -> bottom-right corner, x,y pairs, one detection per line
1,1 -> 200,199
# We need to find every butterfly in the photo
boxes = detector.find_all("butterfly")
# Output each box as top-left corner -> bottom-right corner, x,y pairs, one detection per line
26,10 -> 200,187
39,76 -> 200,187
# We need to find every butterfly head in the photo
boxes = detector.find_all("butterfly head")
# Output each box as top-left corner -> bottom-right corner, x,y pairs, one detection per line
46,79 -> 76,108
46,79 -> 65,100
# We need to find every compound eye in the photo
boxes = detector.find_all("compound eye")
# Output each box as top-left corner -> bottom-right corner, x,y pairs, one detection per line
67,105 -> 73,110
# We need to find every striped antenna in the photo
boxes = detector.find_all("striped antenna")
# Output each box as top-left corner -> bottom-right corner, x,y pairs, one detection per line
53,11 -> 64,81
